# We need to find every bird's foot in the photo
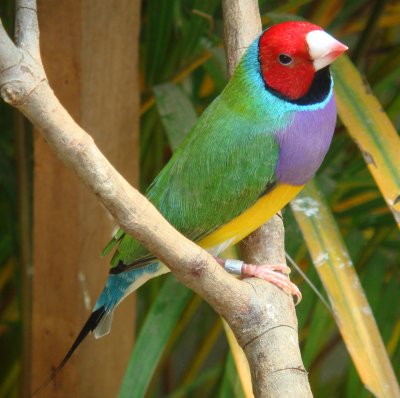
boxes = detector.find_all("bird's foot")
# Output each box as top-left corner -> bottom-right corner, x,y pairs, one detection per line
217,257 -> 301,304
241,262 -> 302,304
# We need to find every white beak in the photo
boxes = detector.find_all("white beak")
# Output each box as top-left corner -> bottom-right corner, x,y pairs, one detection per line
306,30 -> 348,71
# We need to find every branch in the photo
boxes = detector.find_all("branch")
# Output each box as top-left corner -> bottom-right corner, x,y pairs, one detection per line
15,0 -> 41,60
0,2 -> 312,397
0,1 -> 249,317
222,0 -> 312,396
0,19 -> 20,71
239,223 -> 312,397
222,0 -> 262,74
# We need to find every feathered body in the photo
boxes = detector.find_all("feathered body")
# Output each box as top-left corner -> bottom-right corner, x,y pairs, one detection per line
94,23 -> 339,337
44,22 -> 347,378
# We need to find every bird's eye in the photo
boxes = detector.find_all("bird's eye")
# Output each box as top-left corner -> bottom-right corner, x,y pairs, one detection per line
278,54 -> 293,65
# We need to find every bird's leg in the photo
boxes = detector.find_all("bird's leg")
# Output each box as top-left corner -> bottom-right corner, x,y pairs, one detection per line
214,257 -> 302,303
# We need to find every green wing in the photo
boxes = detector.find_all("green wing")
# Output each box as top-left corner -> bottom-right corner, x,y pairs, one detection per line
106,75 -> 283,269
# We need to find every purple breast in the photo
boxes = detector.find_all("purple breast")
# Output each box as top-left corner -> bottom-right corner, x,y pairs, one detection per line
275,95 -> 337,186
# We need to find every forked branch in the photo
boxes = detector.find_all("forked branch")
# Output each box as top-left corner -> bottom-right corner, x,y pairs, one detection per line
0,1 -> 312,396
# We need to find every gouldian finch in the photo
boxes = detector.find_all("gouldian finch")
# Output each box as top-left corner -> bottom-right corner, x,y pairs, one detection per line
43,21 -> 348,378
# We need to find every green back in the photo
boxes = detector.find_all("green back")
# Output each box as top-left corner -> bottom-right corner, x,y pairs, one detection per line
108,62 -> 289,267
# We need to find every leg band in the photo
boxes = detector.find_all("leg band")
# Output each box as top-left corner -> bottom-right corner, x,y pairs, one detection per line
224,259 -> 244,275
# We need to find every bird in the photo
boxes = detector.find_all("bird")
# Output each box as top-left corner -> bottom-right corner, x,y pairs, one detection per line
35,21 -> 347,390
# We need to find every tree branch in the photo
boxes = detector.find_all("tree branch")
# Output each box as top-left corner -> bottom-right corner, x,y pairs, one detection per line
0,19 -> 20,71
0,1 -> 311,396
1,1 -> 249,316
222,0 -> 262,74
15,0 -> 41,60
239,224 -> 312,397
222,0 -> 312,396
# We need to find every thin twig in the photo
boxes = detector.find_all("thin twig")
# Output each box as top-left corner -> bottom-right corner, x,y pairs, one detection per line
0,20 -> 20,71
15,0 -> 40,60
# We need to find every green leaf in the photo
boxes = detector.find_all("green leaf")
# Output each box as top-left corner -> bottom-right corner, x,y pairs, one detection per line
153,83 -> 198,151
291,181 -> 400,397
166,365 -> 222,398
218,352 -> 245,398
332,55 -> 400,227
118,275 -> 192,398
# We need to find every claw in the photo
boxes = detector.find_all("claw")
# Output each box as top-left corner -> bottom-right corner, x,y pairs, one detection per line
242,263 -> 302,304
215,256 -> 302,304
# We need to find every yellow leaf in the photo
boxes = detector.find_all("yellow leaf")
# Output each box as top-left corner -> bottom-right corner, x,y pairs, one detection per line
291,181 -> 400,398
332,56 -> 400,227
223,321 -> 254,398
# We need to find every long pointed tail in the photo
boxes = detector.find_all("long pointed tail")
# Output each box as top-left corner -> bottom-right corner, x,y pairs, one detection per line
31,262 -> 168,396
31,307 -> 106,396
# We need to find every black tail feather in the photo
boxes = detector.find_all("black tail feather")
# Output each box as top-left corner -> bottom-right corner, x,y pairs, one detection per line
31,307 -> 106,397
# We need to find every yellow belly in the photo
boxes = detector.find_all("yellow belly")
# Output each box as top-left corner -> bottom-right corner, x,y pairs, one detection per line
198,183 -> 304,252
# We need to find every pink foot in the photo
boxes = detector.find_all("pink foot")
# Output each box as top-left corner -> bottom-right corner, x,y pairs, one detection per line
216,257 -> 301,304
242,263 -> 302,304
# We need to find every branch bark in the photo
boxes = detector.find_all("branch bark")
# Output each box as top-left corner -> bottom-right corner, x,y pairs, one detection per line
0,1 -> 311,396
222,1 -> 312,396
1,2 -> 243,312
14,0 -> 40,60
30,1 -> 140,396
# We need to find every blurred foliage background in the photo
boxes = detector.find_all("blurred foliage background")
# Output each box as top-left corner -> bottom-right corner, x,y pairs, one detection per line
0,0 -> 399,397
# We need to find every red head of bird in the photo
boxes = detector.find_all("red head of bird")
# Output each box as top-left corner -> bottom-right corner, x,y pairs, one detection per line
258,21 -> 348,100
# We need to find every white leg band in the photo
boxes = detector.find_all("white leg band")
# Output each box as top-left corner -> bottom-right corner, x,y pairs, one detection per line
224,259 -> 244,275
